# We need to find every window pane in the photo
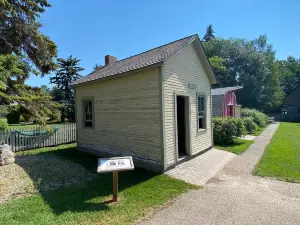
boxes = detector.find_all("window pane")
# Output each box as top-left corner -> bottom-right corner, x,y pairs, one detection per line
89,101 -> 92,113
83,99 -> 94,127
85,121 -> 93,127
198,96 -> 205,112
85,103 -> 89,113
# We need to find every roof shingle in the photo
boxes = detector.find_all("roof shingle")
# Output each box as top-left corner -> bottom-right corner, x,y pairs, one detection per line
212,86 -> 243,96
72,35 -> 196,86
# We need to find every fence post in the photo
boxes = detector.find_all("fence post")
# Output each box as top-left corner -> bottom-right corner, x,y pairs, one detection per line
10,130 -> 13,152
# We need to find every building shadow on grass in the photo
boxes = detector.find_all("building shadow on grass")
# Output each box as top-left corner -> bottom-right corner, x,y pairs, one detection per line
15,146 -> 158,215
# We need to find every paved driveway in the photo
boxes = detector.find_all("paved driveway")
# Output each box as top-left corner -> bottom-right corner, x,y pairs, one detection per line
141,123 -> 300,225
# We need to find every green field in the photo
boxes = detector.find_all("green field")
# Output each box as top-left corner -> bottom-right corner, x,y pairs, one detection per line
254,122 -> 300,182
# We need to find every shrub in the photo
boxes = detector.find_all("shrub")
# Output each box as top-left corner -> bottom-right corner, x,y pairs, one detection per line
0,119 -> 9,130
0,106 -> 9,117
243,117 -> 258,134
19,114 -> 25,122
241,108 -> 268,128
6,106 -> 20,124
213,117 -> 247,145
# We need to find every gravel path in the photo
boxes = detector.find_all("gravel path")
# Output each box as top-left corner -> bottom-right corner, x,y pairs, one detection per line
0,154 -> 96,203
140,123 -> 300,225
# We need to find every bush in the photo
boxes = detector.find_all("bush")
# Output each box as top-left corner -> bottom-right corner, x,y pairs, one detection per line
0,119 -> 9,130
213,117 -> 247,145
0,106 -> 9,117
243,117 -> 258,134
241,108 -> 268,128
19,114 -> 25,122
6,106 -> 20,124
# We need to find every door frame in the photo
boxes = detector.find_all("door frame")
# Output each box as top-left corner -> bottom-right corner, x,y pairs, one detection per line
174,92 -> 191,162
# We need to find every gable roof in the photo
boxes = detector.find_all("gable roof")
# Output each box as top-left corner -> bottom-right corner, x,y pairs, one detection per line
212,86 -> 243,96
72,34 -> 216,86
283,84 -> 300,106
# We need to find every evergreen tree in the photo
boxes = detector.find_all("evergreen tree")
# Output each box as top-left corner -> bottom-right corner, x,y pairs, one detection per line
93,63 -> 103,71
51,56 -> 84,121
0,0 -> 60,124
202,25 -> 215,42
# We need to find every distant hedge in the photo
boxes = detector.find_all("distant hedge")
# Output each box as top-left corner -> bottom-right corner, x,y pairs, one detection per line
241,108 -> 268,128
213,117 -> 246,145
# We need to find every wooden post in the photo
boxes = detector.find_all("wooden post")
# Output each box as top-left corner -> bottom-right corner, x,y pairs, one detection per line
113,171 -> 118,202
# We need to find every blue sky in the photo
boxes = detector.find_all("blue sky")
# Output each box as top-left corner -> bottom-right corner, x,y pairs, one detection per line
27,0 -> 300,87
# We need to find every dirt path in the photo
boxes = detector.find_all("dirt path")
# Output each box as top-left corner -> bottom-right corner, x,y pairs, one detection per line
140,123 -> 300,225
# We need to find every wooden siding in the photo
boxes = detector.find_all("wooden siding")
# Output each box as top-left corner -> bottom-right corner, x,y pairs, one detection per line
212,95 -> 224,117
223,91 -> 237,117
284,85 -> 300,107
75,68 -> 162,166
163,42 -> 212,167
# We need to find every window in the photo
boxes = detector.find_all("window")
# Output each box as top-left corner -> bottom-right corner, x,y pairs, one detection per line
83,100 -> 93,127
197,94 -> 206,130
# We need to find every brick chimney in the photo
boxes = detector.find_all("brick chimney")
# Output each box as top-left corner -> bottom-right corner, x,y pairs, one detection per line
105,55 -> 117,65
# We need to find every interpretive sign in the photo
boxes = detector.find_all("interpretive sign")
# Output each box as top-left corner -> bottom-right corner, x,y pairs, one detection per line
97,156 -> 134,202
97,156 -> 134,173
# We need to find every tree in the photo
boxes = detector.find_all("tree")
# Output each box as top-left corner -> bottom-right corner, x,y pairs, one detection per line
0,54 -> 60,124
93,63 -> 103,71
0,0 -> 57,74
51,56 -> 84,121
277,56 -> 300,95
202,25 -> 215,42
203,35 -> 284,112
40,85 -> 51,95
0,0 -> 60,124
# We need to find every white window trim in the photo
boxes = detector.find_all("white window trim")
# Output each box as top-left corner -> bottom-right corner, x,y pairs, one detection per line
197,92 -> 206,131
82,97 -> 94,129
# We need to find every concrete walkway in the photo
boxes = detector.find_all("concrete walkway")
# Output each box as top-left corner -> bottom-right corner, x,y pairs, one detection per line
166,149 -> 237,186
141,123 -> 300,225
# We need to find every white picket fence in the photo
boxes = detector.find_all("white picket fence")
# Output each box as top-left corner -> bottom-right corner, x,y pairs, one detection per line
0,123 -> 76,152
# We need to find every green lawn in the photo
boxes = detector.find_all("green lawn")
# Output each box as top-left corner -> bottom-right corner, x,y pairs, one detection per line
1,144 -> 198,225
254,122 -> 300,182
0,118 -> 61,129
9,122 -> 61,129
214,138 -> 254,154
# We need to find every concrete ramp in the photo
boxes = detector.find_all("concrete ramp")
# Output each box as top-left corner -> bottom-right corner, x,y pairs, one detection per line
165,149 -> 237,186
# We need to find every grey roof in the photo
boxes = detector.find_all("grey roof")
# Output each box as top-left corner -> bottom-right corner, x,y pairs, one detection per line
212,86 -> 243,96
72,35 -> 197,86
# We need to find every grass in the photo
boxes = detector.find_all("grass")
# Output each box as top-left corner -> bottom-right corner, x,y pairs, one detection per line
0,117 -> 61,129
252,125 -> 268,136
254,122 -> 300,182
214,138 -> 254,154
9,122 -> 61,129
1,144 -> 199,225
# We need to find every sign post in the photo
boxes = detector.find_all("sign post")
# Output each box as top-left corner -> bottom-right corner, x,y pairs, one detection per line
113,171 -> 118,201
97,156 -> 134,202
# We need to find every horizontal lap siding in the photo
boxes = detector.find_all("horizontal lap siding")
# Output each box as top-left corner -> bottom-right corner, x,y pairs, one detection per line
163,42 -> 212,166
76,68 -> 162,163
212,95 -> 224,117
